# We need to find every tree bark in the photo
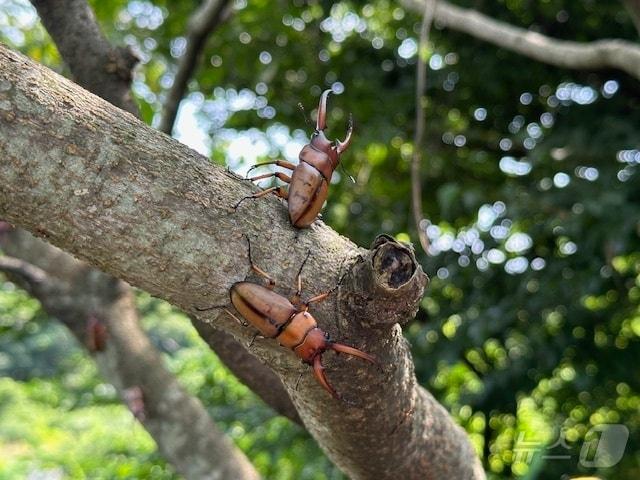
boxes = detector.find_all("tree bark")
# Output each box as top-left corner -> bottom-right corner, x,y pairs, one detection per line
0,228 -> 260,480
193,324 -> 301,424
0,44 -> 485,479
27,0 -> 299,423
31,0 -> 139,115
404,0 -> 640,82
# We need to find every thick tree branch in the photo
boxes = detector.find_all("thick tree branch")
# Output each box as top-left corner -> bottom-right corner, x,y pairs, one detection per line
403,0 -> 640,82
0,230 -> 260,480
159,0 -> 233,135
28,0 -> 298,423
0,45 -> 484,479
30,0 -> 139,115
411,0 -> 436,254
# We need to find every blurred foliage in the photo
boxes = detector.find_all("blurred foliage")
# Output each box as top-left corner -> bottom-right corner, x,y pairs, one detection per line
1,0 -> 640,478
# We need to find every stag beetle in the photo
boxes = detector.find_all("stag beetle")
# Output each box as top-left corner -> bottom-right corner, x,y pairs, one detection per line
197,235 -> 375,400
234,89 -> 353,228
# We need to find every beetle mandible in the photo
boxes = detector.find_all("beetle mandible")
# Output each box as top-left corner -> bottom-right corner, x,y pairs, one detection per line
234,89 -> 353,228
198,235 -> 375,400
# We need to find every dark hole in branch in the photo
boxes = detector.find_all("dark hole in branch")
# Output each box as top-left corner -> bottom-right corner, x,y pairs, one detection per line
373,246 -> 415,289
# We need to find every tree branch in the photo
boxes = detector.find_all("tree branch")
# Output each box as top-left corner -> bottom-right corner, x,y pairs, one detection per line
403,0 -> 640,82
28,0 -> 298,423
411,0 -> 436,254
0,255 -> 52,288
0,45 -> 485,479
159,0 -> 233,135
31,0 -> 139,115
193,324 -> 302,424
0,230 -> 260,480
624,0 -> 640,36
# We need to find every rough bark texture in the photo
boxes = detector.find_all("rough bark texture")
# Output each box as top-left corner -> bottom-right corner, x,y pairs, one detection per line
31,0 -> 139,115
27,0 -> 298,423
0,45 -> 485,479
404,0 -> 640,82
0,228 -> 260,480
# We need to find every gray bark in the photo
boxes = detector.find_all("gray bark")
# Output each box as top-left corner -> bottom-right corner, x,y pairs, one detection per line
0,228 -> 260,480
28,0 -> 299,422
0,44 -> 485,479
31,0 -> 139,115
404,0 -> 640,82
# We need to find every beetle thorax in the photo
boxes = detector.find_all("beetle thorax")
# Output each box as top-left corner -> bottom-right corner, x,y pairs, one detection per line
310,130 -> 339,167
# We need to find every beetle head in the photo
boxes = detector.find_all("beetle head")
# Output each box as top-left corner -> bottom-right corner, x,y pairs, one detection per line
294,327 -> 329,364
312,89 -> 353,164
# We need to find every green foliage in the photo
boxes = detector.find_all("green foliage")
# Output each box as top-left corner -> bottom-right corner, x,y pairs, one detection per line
0,377 -> 175,479
1,0 -> 640,478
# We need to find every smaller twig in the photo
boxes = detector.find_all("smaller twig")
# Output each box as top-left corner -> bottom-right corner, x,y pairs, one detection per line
411,0 -> 437,254
623,0 -> 640,36
402,0 -> 640,82
0,255 -> 51,288
159,0 -> 233,135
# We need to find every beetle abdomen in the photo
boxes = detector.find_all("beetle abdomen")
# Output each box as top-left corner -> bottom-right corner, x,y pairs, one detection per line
230,282 -> 296,337
288,162 -> 329,227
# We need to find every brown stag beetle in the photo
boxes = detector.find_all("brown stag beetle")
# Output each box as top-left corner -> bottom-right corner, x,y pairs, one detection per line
234,89 -> 353,228
196,235 -> 376,400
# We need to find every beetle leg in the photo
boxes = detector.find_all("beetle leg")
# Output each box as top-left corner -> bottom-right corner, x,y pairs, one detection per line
316,89 -> 332,131
304,291 -> 331,307
248,331 -> 265,347
246,160 -> 296,175
226,309 -> 249,327
294,370 -> 304,391
194,306 -> 248,327
302,270 -> 349,307
233,186 -> 288,210
313,355 -> 340,400
194,304 -> 227,311
331,342 -> 378,365
336,113 -> 353,155
243,234 -> 277,289
246,172 -> 292,184
291,250 -> 312,306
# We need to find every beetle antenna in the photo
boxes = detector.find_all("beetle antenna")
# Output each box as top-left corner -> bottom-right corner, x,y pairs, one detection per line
295,250 -> 312,297
296,250 -> 312,280
298,102 -> 312,128
244,234 -> 254,264
242,234 -> 276,287
339,163 -> 356,184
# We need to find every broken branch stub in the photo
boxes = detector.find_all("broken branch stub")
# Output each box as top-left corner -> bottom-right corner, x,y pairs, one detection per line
342,234 -> 429,329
